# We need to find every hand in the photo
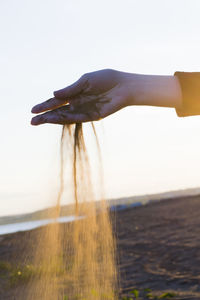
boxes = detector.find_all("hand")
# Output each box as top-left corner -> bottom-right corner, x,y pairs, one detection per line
31,69 -> 135,125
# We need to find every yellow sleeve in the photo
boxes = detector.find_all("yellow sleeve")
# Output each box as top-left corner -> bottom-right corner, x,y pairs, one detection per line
175,71 -> 200,117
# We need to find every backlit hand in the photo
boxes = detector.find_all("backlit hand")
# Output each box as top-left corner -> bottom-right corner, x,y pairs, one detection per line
31,69 -> 133,125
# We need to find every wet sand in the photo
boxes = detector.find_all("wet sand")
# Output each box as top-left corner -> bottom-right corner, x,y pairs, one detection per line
1,195 -> 200,299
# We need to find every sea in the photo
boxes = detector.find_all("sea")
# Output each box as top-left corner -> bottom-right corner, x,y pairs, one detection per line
0,216 -> 81,235
1,187 -> 199,235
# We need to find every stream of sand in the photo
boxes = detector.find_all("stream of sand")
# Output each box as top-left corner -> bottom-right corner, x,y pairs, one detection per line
26,123 -> 118,300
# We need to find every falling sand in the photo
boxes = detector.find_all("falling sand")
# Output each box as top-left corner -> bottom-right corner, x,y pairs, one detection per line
25,123 -> 118,300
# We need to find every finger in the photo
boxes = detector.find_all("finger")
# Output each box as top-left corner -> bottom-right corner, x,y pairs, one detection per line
31,97 -> 67,114
31,106 -> 95,125
54,76 -> 88,99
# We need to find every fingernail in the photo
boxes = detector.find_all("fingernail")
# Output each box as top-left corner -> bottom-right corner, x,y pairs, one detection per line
31,115 -> 42,125
31,105 -> 39,113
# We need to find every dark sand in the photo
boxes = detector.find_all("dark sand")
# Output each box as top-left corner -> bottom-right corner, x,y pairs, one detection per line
1,195 -> 200,299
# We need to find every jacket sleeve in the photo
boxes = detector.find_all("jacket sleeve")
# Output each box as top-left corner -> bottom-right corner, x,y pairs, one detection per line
174,71 -> 200,117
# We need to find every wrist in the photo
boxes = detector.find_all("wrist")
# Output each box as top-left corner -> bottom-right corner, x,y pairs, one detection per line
125,73 -> 183,109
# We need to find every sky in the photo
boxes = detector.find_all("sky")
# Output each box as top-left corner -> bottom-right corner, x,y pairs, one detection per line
1,0 -> 200,216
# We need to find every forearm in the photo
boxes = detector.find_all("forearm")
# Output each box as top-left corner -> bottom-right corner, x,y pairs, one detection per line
128,73 -> 183,109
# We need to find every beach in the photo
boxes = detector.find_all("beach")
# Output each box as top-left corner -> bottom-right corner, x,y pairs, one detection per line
116,195 -> 200,299
1,195 -> 200,299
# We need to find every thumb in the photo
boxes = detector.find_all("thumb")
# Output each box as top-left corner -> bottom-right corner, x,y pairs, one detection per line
54,75 -> 87,99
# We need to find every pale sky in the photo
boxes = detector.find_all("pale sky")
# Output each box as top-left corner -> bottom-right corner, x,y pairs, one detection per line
1,0 -> 200,216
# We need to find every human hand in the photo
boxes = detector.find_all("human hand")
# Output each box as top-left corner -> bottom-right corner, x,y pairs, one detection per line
31,69 -> 135,125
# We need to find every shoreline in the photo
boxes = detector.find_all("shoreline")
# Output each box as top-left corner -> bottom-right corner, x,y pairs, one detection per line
1,186 -> 200,225
1,187 -> 200,235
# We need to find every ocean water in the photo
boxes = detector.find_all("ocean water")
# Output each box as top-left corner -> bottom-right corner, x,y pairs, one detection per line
0,216 -> 82,235
1,188 -> 198,236
0,202 -> 144,235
